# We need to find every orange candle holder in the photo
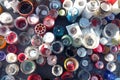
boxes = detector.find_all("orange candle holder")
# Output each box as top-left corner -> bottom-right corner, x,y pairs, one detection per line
0,36 -> 6,49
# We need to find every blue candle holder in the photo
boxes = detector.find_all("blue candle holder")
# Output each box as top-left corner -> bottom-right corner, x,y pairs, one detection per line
104,70 -> 117,80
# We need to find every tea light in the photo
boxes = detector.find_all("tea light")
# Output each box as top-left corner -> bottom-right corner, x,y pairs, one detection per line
31,35 -> 42,47
27,14 -> 39,25
36,56 -> 46,66
43,16 -> 55,30
0,51 -> 6,61
39,43 -> 52,57
14,16 -> 28,31
104,53 -> 115,62
47,55 -> 57,66
20,60 -> 36,74
25,46 -> 39,60
5,64 -> 19,75
43,32 -> 55,44
27,74 -> 42,80
6,53 -> 17,63
0,36 -> 6,49
64,57 -> 79,72
7,44 -> 17,54
51,41 -> 64,54
52,65 -> 63,76
5,31 -> 18,44
18,53 -> 27,62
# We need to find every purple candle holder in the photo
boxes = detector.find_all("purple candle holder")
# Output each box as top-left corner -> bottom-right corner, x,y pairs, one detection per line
0,51 -> 6,61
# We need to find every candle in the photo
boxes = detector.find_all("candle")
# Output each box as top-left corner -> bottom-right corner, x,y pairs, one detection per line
14,16 -> 28,31
6,53 -> 17,63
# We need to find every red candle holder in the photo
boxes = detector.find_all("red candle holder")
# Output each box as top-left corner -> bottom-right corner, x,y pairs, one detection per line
61,71 -> 73,80
27,74 -> 42,80
7,44 -> 17,54
18,53 -> 27,62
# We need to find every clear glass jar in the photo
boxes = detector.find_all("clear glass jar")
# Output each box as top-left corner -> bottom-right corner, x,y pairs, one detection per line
5,64 -> 19,75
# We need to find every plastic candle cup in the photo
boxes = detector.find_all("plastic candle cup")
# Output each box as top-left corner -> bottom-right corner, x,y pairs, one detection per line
18,32 -> 31,46
47,55 -> 57,66
20,60 -> 36,74
36,56 -> 46,66
31,35 -> 42,47
5,31 -> 18,44
52,65 -> 63,76
1,75 -> 15,80
39,43 -> 52,57
25,46 -> 39,60
14,16 -> 28,31
6,53 -> 17,63
64,57 -> 79,72
51,41 -> 64,54
0,51 -> 6,61
27,14 -> 39,25
27,74 -> 42,80
17,0 -> 34,17
5,64 -> 19,75
65,46 -> 77,57
34,23 -> 46,36
43,32 -> 55,44
18,53 -> 27,62
0,36 -> 6,49
7,44 -> 17,54
43,16 -> 55,30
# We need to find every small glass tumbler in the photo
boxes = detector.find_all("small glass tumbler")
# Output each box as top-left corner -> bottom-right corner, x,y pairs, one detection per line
52,65 -> 63,76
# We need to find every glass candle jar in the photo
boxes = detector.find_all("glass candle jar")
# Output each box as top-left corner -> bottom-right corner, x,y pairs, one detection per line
39,43 -> 52,57
25,46 -> 39,60
34,23 -> 46,36
43,32 -> 55,44
0,36 -> 6,49
51,41 -> 64,54
20,60 -> 36,74
64,57 -> 79,72
6,53 -> 17,63
17,0 -> 34,17
1,75 -> 15,80
52,65 -> 63,76
43,16 -> 55,30
5,64 -> 19,75
18,53 -> 27,62
14,16 -> 28,31
47,55 -> 57,66
36,5 -> 49,20
27,74 -> 42,80
7,44 -> 17,54
5,31 -> 18,44
18,32 -> 31,46
31,35 -> 42,47
27,14 -> 39,25
36,56 -> 46,66
0,51 -> 6,61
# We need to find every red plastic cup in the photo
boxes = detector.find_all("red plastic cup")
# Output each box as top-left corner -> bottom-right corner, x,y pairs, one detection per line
18,53 -> 27,62
7,44 -> 17,54
27,74 -> 42,80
